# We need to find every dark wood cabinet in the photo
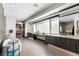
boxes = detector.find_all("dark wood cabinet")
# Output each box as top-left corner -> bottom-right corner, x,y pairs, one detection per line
27,32 -> 79,54
45,35 -> 79,54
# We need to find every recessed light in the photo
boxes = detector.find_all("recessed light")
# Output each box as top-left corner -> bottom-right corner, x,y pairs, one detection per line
33,3 -> 38,8
11,4 -> 15,7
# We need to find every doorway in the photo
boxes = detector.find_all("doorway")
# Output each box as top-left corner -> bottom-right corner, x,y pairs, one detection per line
16,22 -> 23,38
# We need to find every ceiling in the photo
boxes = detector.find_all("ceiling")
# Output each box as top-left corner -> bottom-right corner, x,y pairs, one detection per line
2,3 -> 54,21
2,3 -> 67,22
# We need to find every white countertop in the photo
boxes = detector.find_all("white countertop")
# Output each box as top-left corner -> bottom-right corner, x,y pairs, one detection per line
31,32 -> 79,40
46,34 -> 79,40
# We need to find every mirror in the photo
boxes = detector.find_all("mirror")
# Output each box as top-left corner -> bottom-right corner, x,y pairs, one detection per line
59,17 -> 74,35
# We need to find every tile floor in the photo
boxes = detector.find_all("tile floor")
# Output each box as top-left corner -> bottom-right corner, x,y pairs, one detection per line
20,38 -> 79,56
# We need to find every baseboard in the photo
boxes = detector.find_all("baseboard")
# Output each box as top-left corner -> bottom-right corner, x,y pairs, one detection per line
48,44 -> 79,56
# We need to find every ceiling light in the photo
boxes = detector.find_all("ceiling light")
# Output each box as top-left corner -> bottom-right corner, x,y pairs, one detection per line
33,3 -> 38,8
11,4 -> 15,7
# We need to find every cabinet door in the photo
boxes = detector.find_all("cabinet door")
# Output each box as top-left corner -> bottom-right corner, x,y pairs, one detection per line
45,35 -> 51,44
66,38 -> 70,50
59,37 -> 63,48
61,38 -> 67,49
55,37 -> 60,46
75,40 -> 79,53
68,39 -> 75,52
49,36 -> 55,45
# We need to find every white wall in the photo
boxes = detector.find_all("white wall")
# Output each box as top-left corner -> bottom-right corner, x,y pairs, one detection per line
6,17 -> 16,38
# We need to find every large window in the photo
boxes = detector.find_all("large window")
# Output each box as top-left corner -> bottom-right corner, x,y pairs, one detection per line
37,20 -> 50,34
33,24 -> 37,32
32,17 -> 59,34
51,17 -> 59,34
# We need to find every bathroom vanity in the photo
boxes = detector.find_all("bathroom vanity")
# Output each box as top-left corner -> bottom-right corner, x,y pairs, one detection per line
45,34 -> 79,54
